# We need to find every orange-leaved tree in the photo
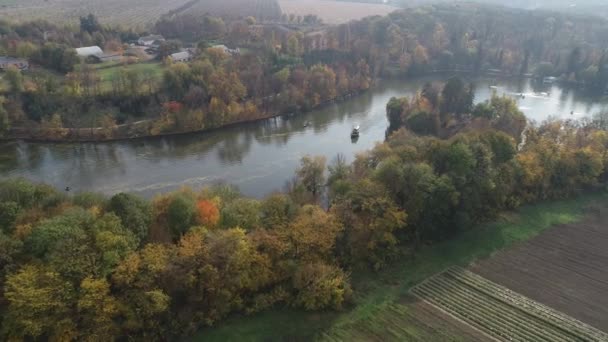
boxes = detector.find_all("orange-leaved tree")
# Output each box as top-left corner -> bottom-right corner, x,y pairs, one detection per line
197,199 -> 220,227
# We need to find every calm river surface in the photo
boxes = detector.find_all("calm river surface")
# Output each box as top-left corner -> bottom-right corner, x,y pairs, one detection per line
2,75 -> 608,198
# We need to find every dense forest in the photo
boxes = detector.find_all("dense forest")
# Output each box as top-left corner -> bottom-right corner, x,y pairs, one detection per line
1,80 -> 608,338
2,3 -> 608,140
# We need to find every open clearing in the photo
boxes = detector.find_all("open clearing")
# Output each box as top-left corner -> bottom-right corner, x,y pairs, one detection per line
470,206 -> 608,332
0,0 -> 192,27
411,266 -> 608,341
278,0 -> 398,24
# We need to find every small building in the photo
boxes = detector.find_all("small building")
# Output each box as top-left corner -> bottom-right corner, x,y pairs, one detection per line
304,31 -> 328,51
169,51 -> 192,63
211,44 -> 240,55
138,35 -> 165,47
99,52 -> 123,62
76,46 -> 104,58
0,57 -> 29,70
86,52 -> 123,63
543,76 -> 558,84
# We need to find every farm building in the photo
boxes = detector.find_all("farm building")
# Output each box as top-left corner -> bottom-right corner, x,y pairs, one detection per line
76,46 -> 104,58
138,35 -> 165,47
0,57 -> 29,70
211,45 -> 240,55
304,31 -> 329,51
86,52 -> 123,63
169,51 -> 192,63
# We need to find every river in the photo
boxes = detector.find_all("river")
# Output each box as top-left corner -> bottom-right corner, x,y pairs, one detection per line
2,75 -> 608,198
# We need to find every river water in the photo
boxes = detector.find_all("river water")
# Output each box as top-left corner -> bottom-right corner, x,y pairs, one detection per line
2,75 -> 608,198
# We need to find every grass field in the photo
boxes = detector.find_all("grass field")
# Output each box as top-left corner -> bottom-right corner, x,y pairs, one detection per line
194,192 -> 608,341
0,0 -> 193,28
278,0 -> 397,24
97,62 -> 165,92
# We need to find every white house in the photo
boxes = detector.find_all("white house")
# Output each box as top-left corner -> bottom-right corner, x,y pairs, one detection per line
211,44 -> 240,56
75,46 -> 103,58
169,51 -> 192,63
138,35 -> 165,47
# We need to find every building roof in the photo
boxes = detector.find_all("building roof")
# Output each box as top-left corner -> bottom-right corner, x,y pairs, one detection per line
76,46 -> 103,57
0,56 -> 27,63
139,35 -> 164,41
211,45 -> 239,54
99,52 -> 122,58
170,51 -> 191,60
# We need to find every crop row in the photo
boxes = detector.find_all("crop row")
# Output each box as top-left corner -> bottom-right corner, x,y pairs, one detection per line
410,267 -> 608,342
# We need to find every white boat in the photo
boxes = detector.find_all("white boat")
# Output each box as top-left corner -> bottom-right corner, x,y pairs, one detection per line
351,125 -> 360,137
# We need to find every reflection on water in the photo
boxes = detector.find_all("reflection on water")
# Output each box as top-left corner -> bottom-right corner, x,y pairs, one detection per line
1,75 -> 608,198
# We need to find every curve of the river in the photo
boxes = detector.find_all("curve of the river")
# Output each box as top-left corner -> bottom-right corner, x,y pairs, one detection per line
2,75 -> 608,198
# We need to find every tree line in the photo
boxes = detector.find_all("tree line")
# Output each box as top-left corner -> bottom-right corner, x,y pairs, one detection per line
1,84 -> 608,339
4,3 -> 608,140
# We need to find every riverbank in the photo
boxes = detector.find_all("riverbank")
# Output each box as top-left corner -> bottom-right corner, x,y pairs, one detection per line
1,90 -> 365,143
192,192 -> 607,341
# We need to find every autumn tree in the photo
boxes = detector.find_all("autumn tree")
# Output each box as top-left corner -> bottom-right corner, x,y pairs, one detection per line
292,262 -> 352,310
296,155 -> 327,199
196,199 -> 220,227
4,265 -> 76,340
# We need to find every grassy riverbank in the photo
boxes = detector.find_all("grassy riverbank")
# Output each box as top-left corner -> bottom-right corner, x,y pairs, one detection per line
193,192 -> 607,341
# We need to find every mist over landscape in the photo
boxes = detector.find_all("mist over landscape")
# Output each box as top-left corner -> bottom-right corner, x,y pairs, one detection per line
2,0 -> 608,341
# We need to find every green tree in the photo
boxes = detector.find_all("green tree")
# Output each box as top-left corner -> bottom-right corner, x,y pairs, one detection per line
221,198 -> 261,230
5,66 -> 23,93
260,194 -> 297,229
109,192 -> 152,244
0,97 -> 9,137
167,193 -> 196,238
296,155 -> 327,199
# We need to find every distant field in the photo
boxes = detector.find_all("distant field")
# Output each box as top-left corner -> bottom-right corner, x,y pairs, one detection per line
278,0 -> 397,24
0,0 -> 193,27
177,0 -> 282,21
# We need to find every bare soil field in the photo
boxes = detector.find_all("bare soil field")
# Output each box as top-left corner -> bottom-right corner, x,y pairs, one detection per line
278,0 -> 397,24
181,0 -> 282,21
470,206 -> 608,332
0,0 -> 192,27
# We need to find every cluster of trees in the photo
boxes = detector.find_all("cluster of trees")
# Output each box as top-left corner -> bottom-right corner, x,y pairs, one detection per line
323,3 -> 608,89
0,11 -> 375,140
0,179 -> 354,340
6,2 -> 608,141
149,46 -> 371,135
0,15 -> 137,73
1,115 -> 607,339
386,77 -> 527,138
2,86 -> 608,339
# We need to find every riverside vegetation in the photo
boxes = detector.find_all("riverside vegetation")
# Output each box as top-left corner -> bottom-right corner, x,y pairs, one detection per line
1,81 -> 608,339
2,3 -> 608,140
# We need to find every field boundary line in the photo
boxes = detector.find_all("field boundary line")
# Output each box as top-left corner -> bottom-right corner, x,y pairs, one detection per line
409,292 -> 502,342
410,266 -> 608,341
